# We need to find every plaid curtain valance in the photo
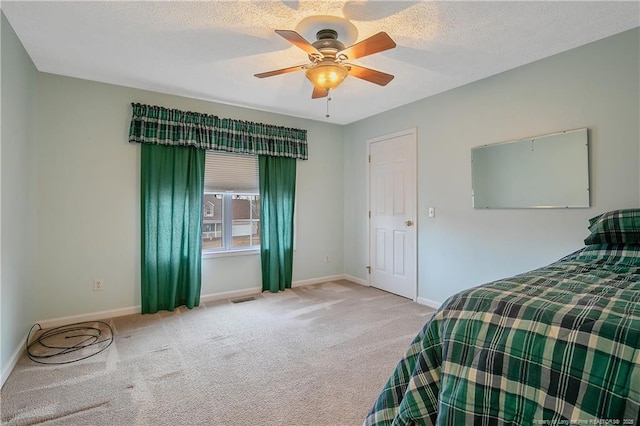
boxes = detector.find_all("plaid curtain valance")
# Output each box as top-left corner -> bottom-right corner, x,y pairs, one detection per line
128,103 -> 308,160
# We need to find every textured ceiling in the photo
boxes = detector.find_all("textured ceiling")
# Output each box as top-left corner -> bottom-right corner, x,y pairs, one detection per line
3,1 -> 639,124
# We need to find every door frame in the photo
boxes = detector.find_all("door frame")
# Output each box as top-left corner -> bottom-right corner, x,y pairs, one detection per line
366,127 -> 418,301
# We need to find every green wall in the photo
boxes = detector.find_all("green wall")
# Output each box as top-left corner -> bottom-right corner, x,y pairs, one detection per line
343,28 -> 640,305
34,74 -> 345,320
1,12 -> 38,383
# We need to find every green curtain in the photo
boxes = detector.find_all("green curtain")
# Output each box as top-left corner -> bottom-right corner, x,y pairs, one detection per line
141,144 -> 205,314
259,155 -> 297,293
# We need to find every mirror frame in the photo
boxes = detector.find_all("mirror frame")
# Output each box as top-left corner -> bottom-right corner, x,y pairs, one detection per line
471,128 -> 590,209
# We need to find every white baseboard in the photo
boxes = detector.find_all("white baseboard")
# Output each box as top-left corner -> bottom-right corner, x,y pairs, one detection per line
2,335 -> 27,388
342,274 -> 369,286
35,276 -> 361,330
36,306 -> 141,330
37,287 -> 269,329
417,297 -> 442,309
292,274 -> 347,288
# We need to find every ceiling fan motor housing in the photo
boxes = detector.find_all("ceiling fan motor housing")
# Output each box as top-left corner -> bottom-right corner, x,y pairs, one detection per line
310,29 -> 345,60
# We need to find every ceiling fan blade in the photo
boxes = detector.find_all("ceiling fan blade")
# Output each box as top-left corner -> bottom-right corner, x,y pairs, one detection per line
254,64 -> 306,78
346,64 -> 394,86
275,30 -> 322,57
338,32 -> 396,60
311,86 -> 329,99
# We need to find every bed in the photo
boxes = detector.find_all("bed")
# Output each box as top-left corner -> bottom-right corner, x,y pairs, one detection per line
366,209 -> 640,425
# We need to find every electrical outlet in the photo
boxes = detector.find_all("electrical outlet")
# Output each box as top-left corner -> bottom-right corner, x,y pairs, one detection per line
93,279 -> 104,291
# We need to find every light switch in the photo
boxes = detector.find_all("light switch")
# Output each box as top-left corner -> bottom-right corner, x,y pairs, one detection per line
428,207 -> 435,218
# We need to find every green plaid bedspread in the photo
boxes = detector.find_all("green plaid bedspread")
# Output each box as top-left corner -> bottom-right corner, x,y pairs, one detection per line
365,244 -> 640,425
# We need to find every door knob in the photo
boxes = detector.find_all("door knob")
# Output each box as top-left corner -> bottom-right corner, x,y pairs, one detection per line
405,220 -> 413,226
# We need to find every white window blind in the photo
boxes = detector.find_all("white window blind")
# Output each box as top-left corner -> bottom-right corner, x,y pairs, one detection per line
204,151 -> 258,193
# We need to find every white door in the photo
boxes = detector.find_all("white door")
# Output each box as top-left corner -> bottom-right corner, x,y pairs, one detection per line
368,129 -> 417,300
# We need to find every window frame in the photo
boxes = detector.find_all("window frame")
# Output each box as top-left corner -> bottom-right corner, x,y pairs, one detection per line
202,191 -> 261,258
201,151 -> 260,258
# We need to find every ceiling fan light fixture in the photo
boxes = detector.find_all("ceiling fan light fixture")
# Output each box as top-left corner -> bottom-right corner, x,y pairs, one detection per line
305,62 -> 348,91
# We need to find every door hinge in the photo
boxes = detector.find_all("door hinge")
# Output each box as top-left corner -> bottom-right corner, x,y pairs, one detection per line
368,154 -> 371,163
369,211 -> 371,219
366,266 -> 371,274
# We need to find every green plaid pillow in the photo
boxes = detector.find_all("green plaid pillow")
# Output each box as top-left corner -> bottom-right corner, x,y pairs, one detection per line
588,213 -> 603,226
584,209 -> 640,244
572,243 -> 640,264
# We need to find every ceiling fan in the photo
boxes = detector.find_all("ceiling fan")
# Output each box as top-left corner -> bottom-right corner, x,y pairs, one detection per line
255,28 -> 396,99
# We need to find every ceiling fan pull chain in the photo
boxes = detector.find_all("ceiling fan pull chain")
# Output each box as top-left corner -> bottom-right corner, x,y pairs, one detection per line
326,94 -> 332,118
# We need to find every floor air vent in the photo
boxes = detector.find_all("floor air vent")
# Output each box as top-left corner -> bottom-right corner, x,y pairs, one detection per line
231,296 -> 256,304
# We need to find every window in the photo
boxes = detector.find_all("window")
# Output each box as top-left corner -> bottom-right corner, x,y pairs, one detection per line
204,201 -> 215,217
203,152 -> 260,254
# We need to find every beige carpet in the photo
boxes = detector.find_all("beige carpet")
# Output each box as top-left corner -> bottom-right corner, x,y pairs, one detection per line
1,280 -> 435,426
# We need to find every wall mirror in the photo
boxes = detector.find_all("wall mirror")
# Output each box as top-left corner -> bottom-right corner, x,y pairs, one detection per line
471,128 -> 589,209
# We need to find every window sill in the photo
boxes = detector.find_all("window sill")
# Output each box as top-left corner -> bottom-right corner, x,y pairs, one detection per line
202,248 -> 260,259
